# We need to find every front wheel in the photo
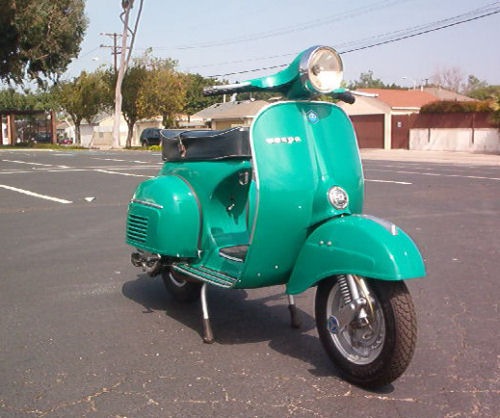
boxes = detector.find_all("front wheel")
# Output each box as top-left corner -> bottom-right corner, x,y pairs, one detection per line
162,269 -> 202,303
315,276 -> 417,388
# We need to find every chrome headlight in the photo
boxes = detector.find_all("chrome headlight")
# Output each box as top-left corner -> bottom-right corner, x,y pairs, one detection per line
328,186 -> 349,210
300,46 -> 343,94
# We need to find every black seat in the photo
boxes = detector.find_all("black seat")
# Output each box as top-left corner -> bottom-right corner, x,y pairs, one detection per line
161,127 -> 251,162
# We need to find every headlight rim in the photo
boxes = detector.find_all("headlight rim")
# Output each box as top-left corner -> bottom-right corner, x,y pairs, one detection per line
299,45 -> 343,94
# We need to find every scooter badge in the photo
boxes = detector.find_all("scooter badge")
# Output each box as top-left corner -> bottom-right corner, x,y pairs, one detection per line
307,110 -> 319,124
328,315 -> 339,334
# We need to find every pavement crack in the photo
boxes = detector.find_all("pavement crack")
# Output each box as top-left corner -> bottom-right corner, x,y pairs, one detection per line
0,381 -> 123,417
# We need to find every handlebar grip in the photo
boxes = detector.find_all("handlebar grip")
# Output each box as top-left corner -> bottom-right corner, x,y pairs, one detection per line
336,91 -> 355,104
203,82 -> 251,97
203,86 -> 226,96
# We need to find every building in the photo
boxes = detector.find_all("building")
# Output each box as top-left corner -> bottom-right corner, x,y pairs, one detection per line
193,100 -> 269,130
422,87 -> 476,102
76,114 -> 162,147
337,88 -> 441,149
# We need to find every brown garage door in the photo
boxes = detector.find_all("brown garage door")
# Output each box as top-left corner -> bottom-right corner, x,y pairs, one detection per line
391,115 -> 411,149
350,114 -> 384,148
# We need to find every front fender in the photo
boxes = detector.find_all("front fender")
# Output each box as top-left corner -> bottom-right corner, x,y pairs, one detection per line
286,215 -> 425,294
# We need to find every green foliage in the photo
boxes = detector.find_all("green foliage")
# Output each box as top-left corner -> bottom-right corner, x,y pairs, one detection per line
236,91 -> 279,101
137,58 -> 186,128
182,73 -> 221,117
348,71 -> 403,90
54,70 -> 110,144
0,88 -> 57,112
463,75 -> 488,96
0,88 -> 30,111
466,85 -> 500,101
0,0 -> 88,85
420,100 -> 494,113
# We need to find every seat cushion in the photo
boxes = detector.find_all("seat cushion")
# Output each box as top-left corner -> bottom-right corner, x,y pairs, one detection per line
161,127 -> 251,161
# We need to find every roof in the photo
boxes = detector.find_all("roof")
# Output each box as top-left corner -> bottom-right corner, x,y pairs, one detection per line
357,89 -> 438,109
422,87 -> 476,102
194,100 -> 268,120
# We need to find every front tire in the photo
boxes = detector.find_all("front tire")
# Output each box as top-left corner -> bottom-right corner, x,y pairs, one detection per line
162,269 -> 202,303
315,276 -> 417,388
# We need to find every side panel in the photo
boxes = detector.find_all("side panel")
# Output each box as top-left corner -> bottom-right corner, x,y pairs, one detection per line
126,175 -> 200,257
286,215 -> 425,294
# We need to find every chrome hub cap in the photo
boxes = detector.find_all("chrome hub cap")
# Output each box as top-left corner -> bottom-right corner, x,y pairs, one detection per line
326,279 -> 385,365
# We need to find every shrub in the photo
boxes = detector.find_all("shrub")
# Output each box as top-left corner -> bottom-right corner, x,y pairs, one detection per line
421,100 -> 493,113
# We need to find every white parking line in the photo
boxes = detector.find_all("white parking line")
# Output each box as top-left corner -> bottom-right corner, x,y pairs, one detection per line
0,184 -> 73,204
2,159 -> 53,167
92,158 -> 127,162
366,179 -> 412,185
370,168 -> 500,182
94,169 -> 152,178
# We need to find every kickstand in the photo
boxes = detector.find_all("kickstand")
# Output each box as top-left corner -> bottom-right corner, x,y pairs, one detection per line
287,293 -> 301,329
201,283 -> 214,344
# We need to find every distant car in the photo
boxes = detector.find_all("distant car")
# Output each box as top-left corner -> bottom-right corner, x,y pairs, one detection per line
33,132 -> 52,143
59,138 -> 73,145
140,128 -> 161,146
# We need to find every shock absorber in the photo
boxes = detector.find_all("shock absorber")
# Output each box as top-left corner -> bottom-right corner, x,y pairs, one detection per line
337,275 -> 352,305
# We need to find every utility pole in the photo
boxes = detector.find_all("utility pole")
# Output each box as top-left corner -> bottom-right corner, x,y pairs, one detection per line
112,0 -> 144,149
100,32 -> 122,72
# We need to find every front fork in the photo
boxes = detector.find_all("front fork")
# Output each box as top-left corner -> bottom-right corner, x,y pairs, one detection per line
334,275 -> 373,332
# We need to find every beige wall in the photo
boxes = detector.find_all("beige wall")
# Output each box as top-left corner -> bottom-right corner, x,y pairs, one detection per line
338,96 -> 390,116
211,118 -> 252,130
410,128 -> 500,152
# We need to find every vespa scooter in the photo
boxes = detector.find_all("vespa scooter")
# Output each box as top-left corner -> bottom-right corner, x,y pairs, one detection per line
127,46 -> 425,388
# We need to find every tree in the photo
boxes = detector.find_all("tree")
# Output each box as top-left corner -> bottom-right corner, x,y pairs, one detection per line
463,75 -> 488,96
0,88 -> 30,111
55,71 -> 109,145
430,67 -> 465,93
348,71 -> 403,90
236,91 -> 280,101
0,0 -> 87,85
467,85 -> 500,100
182,73 -> 221,121
0,87 -> 56,111
137,58 -> 186,128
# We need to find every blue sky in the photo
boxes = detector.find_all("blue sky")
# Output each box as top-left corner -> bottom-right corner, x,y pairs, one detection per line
67,0 -> 500,87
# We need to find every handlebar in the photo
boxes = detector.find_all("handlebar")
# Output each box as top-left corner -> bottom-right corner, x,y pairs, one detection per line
203,82 -> 251,97
333,91 -> 355,104
203,83 -> 356,105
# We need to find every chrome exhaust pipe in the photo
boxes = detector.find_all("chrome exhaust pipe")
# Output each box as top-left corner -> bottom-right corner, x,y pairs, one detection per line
131,250 -> 162,277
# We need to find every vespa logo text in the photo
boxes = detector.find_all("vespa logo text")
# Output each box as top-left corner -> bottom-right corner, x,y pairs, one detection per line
265,136 -> 302,144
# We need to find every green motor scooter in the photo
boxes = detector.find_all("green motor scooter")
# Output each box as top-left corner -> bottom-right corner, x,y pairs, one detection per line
126,46 -> 425,388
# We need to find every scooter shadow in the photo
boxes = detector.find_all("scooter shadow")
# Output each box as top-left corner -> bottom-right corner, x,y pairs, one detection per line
123,274 -> 338,378
122,274 -> 395,393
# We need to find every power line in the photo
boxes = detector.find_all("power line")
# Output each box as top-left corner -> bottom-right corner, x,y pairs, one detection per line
341,8 -> 500,54
139,0 -> 410,52
206,3 -> 500,78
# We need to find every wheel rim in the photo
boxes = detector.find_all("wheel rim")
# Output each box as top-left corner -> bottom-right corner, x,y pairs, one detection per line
169,271 -> 187,288
326,277 -> 386,365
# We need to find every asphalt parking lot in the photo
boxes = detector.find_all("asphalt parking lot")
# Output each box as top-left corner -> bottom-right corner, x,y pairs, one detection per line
0,149 -> 499,417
